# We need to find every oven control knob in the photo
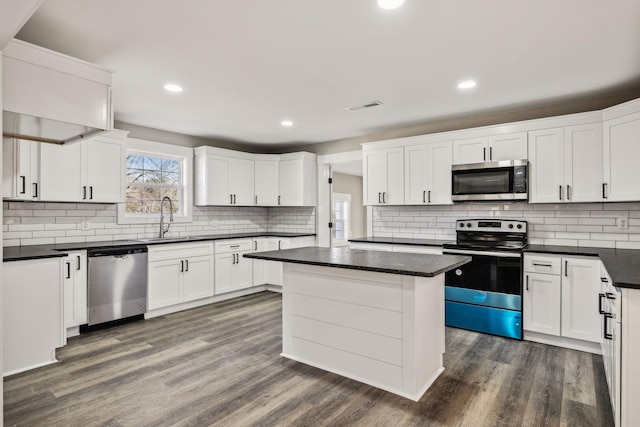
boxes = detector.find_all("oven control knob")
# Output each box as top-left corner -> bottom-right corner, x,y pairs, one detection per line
466,223 -> 472,228
459,223 -> 464,228
517,224 -> 522,229
508,224 -> 514,229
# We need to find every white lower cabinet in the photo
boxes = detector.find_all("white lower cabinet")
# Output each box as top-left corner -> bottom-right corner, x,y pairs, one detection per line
523,253 -> 601,349
253,236 -> 316,287
147,242 -> 214,310
63,250 -> 87,338
214,239 -> 253,294
3,257 -> 65,376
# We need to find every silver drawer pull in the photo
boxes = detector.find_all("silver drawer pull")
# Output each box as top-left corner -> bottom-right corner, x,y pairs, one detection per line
230,245 -> 240,248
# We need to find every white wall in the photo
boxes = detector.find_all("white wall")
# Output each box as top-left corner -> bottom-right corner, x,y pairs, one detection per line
372,202 -> 640,249
3,203 -> 315,246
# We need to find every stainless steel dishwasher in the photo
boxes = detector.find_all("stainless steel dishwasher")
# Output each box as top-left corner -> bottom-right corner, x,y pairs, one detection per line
87,245 -> 148,326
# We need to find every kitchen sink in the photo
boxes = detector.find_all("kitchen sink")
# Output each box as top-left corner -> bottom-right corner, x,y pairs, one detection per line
135,236 -> 197,243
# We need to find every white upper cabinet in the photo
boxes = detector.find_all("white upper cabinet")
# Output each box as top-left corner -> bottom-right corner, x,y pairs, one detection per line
3,39 -> 113,136
529,123 -> 602,203
39,130 -> 127,203
278,152 -> 316,206
603,107 -> 640,201
363,147 -> 404,205
404,141 -> 452,205
195,148 -> 315,206
194,147 -> 255,206
254,155 -> 279,206
2,137 -> 40,200
452,132 -> 527,164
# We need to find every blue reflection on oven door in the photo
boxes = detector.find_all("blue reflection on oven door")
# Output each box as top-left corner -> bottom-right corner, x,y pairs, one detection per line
445,301 -> 522,340
445,286 -> 521,311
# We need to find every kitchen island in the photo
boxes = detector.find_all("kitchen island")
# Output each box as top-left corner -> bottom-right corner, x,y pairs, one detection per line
244,247 -> 470,401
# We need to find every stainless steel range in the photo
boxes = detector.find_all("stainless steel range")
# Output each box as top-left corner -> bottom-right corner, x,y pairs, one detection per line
442,219 -> 527,339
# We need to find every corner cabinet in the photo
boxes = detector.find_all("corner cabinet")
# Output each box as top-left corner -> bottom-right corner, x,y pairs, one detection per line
194,148 -> 316,207
603,109 -> 640,201
404,141 -> 452,205
528,123 -> 603,203
278,152 -> 316,206
147,242 -> 214,310
363,147 -> 404,205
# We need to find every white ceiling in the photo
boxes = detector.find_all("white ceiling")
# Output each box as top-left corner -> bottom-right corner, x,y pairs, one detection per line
15,0 -> 640,147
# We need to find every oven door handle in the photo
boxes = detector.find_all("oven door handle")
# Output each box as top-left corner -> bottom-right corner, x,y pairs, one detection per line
443,248 -> 522,258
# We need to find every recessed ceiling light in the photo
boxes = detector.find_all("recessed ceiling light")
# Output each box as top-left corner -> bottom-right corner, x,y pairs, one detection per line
163,84 -> 183,93
281,120 -> 293,127
457,80 -> 477,89
377,0 -> 404,10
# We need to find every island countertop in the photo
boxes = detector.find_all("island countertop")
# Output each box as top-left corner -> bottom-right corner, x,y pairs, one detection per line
244,246 -> 471,277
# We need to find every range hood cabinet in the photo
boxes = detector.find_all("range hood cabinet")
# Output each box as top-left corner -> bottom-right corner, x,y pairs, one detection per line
2,39 -> 114,145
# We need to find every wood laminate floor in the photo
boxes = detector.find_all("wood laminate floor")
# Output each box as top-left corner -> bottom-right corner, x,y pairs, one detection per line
4,291 -> 613,426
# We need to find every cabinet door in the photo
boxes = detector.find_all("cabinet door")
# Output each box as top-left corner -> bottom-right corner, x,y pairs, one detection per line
488,132 -> 528,161
254,161 -> 279,206
3,138 -> 40,200
564,124 -> 603,202
426,141 -> 453,205
40,141 -> 83,202
232,252 -> 253,291
523,272 -> 561,336
264,239 -> 283,285
404,145 -> 428,204
561,258 -> 600,342
528,128 -> 565,203
63,251 -> 87,328
452,137 -> 488,164
603,111 -> 640,201
205,155 -> 232,205
182,255 -> 213,302
83,136 -> 125,203
252,239 -> 267,286
385,148 -> 404,205
363,150 -> 388,205
231,158 -> 255,205
214,253 -> 234,294
148,259 -> 182,310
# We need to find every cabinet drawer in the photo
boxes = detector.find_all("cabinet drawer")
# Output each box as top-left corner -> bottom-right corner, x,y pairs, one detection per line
148,241 -> 213,262
215,239 -> 253,254
523,254 -> 561,275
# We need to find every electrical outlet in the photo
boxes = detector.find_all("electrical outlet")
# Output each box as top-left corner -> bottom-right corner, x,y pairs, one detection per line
618,217 -> 629,230
429,217 -> 437,227
81,220 -> 90,231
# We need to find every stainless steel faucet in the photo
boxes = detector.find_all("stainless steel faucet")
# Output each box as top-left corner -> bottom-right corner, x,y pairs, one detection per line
159,196 -> 174,238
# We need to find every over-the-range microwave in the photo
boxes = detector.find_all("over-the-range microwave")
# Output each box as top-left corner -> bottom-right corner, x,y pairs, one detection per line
451,159 -> 528,202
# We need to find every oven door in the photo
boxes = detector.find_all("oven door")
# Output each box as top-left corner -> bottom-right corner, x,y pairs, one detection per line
443,249 -> 522,310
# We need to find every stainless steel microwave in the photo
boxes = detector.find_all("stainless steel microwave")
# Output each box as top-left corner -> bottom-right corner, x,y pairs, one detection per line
451,160 -> 528,202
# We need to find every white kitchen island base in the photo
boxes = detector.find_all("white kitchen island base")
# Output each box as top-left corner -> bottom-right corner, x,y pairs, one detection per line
281,263 -> 445,401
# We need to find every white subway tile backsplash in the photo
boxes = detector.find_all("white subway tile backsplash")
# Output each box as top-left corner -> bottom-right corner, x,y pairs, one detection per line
372,202 -> 640,248
4,203 -> 315,246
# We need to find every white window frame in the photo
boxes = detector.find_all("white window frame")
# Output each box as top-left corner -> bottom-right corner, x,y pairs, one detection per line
117,138 -> 193,225
332,192 -> 351,247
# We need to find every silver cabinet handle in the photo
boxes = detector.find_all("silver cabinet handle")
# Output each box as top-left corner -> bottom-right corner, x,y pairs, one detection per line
567,185 -> 571,201
383,192 -> 387,203
254,241 -> 257,251
230,245 -> 240,248
489,146 -> 493,161
564,260 -> 568,277
526,275 -> 529,291
604,313 -> 613,340
255,195 -> 257,205
180,260 -> 184,272
483,147 -> 486,161
33,182 -> 38,198
278,240 -> 282,250
66,261 -> 72,279
559,185 -> 563,200
428,190 -> 431,203
185,259 -> 189,271
83,186 -> 87,200
423,190 -> 426,203
278,195 -> 281,205
76,255 -> 81,270
19,176 -> 26,194
378,192 -> 382,203
603,183 -> 608,199
532,262 -> 552,267
230,194 -> 233,204
599,293 -> 605,314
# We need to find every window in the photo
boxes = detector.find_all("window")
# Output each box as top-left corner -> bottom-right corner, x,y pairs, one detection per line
117,138 -> 193,224
332,193 -> 351,247
126,153 -> 182,215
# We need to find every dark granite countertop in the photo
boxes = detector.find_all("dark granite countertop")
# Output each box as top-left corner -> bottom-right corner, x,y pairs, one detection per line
3,232 -> 316,262
525,245 -> 640,290
349,236 -> 452,247
244,247 -> 471,278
